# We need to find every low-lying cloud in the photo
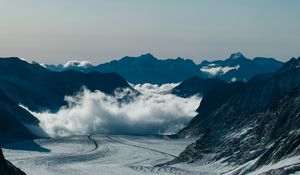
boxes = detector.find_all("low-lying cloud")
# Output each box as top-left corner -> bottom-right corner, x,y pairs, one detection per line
23,83 -> 201,137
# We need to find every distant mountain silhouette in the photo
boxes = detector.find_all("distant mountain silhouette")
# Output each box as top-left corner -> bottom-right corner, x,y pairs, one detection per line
199,52 -> 283,82
93,53 -> 205,84
45,53 -> 283,84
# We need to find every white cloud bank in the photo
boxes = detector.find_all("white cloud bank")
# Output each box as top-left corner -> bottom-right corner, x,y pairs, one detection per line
64,60 -> 93,68
22,84 -> 201,138
200,65 -> 240,76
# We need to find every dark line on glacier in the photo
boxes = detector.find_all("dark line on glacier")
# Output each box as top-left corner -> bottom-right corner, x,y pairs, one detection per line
106,136 -> 177,158
87,135 -> 99,153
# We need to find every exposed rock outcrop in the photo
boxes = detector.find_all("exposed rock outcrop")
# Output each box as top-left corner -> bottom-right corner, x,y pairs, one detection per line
0,149 -> 26,175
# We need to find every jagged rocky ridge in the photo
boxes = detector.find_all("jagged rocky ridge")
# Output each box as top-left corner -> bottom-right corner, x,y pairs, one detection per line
199,52 -> 283,82
0,149 -> 25,175
46,53 -> 205,84
169,57 -> 300,174
45,53 -> 283,84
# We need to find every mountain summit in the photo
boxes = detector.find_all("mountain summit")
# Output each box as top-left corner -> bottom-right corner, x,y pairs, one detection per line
199,52 -> 283,81
228,52 -> 246,60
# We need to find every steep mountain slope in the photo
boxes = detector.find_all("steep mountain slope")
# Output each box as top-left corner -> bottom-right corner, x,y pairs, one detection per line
177,56 -> 300,138
171,76 -> 225,97
0,91 -> 38,145
0,57 -> 132,112
170,57 -> 300,174
199,52 -> 283,82
0,149 -> 26,175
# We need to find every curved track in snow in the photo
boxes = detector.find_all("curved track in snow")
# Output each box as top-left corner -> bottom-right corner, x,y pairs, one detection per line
87,135 -> 99,153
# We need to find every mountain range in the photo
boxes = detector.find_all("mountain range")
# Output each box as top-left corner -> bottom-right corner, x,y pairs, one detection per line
0,54 -> 298,174
0,57 -> 132,145
166,56 -> 300,174
199,52 -> 284,82
45,52 -> 283,84
0,57 -> 131,112
0,54 -> 287,146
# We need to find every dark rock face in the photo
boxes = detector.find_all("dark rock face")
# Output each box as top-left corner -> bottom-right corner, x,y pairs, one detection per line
176,81 -> 247,137
0,149 -> 26,175
171,76 -> 225,97
0,91 -> 38,145
171,57 -> 300,174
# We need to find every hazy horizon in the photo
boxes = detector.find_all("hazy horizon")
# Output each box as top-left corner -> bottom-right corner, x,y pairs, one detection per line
0,0 -> 299,64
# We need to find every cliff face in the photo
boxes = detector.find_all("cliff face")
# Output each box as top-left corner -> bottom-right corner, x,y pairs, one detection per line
0,149 -> 26,175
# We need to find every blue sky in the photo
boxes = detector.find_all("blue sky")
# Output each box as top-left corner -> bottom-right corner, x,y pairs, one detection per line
0,0 -> 299,64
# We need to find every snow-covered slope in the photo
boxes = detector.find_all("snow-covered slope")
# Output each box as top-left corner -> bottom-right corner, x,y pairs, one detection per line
3,135 -> 196,175
6,134 -> 299,175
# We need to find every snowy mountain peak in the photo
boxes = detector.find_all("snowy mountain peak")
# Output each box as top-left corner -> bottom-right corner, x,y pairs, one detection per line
229,52 -> 245,59
64,60 -> 93,68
